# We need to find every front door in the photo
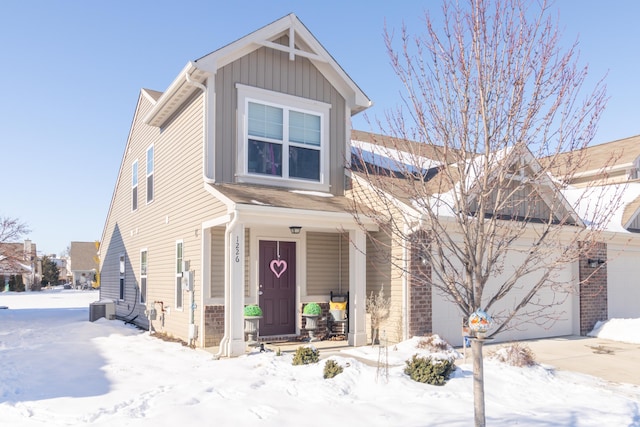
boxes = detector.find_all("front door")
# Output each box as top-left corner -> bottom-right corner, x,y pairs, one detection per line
259,240 -> 296,336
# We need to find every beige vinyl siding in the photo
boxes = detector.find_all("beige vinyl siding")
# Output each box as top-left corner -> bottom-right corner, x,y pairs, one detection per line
306,232 -> 349,295
214,40 -> 347,194
101,89 -> 229,342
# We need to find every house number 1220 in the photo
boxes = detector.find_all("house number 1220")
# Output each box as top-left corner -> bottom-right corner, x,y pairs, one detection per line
235,236 -> 240,263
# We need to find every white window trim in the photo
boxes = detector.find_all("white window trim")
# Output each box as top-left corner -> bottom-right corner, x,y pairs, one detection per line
175,240 -> 184,311
140,248 -> 148,305
236,84 -> 331,192
132,159 -> 139,212
146,145 -> 154,204
119,253 -> 126,301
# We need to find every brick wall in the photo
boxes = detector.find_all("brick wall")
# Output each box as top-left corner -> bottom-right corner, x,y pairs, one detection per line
579,242 -> 608,335
204,305 -> 225,347
409,231 -> 432,336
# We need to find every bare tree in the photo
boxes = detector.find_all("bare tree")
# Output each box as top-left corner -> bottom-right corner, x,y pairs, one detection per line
0,216 -> 31,269
0,216 -> 30,243
349,1 -> 617,425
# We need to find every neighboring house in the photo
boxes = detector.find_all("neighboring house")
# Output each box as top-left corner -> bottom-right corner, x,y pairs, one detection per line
0,240 -> 38,290
69,242 -> 99,289
100,13 -> 640,355
349,131 -> 640,346
100,14 -> 374,356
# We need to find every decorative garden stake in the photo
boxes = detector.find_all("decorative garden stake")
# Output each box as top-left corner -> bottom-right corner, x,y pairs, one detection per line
243,305 -> 263,347
302,302 -> 322,341
468,309 -> 493,427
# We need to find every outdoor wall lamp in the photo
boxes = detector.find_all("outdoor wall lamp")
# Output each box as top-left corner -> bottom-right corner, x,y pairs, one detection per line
289,226 -> 302,235
587,258 -> 605,268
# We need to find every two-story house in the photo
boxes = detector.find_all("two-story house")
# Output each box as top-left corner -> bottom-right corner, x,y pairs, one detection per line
100,14 -> 375,357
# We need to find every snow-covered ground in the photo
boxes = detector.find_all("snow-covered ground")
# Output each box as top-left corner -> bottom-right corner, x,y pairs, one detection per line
0,289 -> 639,426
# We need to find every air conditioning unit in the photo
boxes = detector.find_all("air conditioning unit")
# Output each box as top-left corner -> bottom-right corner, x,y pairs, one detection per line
89,301 -> 116,322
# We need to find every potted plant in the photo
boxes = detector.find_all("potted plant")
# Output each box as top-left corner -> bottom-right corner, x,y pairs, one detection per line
302,302 -> 322,341
244,304 -> 263,346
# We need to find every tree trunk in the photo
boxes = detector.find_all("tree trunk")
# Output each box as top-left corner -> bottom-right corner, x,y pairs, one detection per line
471,339 -> 486,427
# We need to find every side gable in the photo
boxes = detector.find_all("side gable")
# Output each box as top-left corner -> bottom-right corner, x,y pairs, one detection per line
99,89 -> 160,256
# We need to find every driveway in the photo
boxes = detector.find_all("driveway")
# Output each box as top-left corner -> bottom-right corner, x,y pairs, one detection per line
483,335 -> 640,386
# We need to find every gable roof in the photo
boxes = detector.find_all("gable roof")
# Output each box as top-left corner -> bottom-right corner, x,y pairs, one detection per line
195,14 -> 370,114
550,134 -> 640,181
144,14 -> 371,127
351,131 -> 583,226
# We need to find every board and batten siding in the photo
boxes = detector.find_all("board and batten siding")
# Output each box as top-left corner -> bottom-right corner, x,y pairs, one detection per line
213,39 -> 348,195
306,232 -> 349,296
101,89 -> 228,343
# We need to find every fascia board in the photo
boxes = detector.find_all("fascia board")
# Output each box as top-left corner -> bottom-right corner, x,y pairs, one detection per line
234,203 -> 378,231
142,62 -> 207,126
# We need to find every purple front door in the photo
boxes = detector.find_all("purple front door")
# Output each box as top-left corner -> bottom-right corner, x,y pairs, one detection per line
258,240 -> 296,336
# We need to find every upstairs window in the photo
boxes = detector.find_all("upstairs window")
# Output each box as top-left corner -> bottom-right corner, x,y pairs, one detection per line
146,145 -> 154,203
132,160 -> 138,211
237,84 -> 330,191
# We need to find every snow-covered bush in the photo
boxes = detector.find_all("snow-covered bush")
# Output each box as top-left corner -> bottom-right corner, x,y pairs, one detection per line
488,343 -> 537,367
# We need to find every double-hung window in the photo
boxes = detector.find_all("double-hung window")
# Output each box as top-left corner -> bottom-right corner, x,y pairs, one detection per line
146,145 -> 154,203
237,84 -> 330,191
132,160 -> 138,211
140,249 -> 147,304
119,254 -> 125,300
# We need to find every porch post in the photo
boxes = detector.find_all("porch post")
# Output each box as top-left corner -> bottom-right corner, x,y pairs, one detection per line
226,222 -> 246,357
349,228 -> 367,346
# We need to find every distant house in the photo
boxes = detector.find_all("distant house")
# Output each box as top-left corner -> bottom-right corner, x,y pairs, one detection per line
100,14 -> 640,356
0,240 -> 38,291
69,242 -> 99,289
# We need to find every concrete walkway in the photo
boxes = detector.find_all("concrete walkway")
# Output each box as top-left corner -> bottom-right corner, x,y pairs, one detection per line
482,335 -> 640,386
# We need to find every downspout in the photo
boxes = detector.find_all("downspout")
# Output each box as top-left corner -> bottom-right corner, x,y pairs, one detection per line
184,71 -> 215,184
212,211 -> 238,359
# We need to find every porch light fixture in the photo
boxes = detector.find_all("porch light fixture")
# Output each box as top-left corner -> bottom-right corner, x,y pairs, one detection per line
587,258 -> 605,268
289,226 -> 302,235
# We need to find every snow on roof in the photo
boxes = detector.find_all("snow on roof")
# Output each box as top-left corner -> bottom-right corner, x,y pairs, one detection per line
351,138 -> 443,175
562,182 -> 640,233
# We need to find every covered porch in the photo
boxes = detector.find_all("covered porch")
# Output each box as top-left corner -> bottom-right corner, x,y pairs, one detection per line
198,186 -> 376,357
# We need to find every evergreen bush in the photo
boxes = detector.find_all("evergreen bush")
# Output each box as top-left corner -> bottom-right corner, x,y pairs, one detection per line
323,359 -> 344,379
303,302 -> 322,316
404,354 -> 455,385
292,346 -> 319,365
243,304 -> 263,317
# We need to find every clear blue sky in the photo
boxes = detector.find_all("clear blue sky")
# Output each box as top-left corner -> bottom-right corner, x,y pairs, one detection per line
2,0 -> 639,255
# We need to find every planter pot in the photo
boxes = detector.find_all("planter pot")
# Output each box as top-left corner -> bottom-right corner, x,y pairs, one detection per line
302,314 -> 320,341
244,316 -> 262,346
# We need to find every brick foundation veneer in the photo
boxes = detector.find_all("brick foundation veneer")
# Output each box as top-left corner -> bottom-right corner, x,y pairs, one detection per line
204,305 -> 225,347
579,242 -> 608,336
409,231 -> 432,336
